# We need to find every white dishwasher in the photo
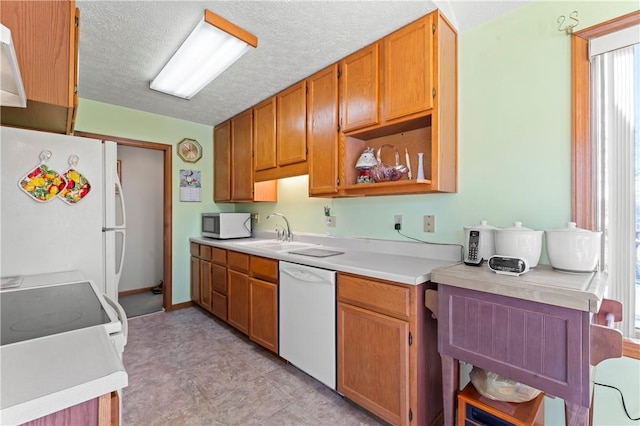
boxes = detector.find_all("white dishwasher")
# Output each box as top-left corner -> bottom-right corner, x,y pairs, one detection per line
279,261 -> 336,390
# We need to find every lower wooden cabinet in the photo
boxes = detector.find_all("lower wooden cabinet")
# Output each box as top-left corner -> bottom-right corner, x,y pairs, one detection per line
210,247 -> 228,321
190,243 -> 280,354
338,302 -> 409,425
249,278 -> 278,353
22,391 -> 119,426
337,272 -> 442,426
199,259 -> 212,311
190,255 -> 200,303
211,263 -> 227,321
227,268 -> 250,334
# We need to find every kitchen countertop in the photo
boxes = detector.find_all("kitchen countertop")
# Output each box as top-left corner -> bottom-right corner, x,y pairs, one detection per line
191,233 -> 461,285
431,262 -> 608,313
0,326 -> 127,425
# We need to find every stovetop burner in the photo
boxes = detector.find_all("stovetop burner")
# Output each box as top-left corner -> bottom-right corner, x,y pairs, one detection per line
1,281 -> 111,346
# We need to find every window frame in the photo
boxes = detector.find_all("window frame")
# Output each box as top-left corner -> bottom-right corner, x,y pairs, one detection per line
571,10 -> 640,355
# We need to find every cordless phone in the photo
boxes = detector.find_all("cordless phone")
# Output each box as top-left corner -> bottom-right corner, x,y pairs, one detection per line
464,230 -> 483,266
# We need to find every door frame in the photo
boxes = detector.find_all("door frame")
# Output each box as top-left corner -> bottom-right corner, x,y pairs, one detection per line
75,131 -> 174,311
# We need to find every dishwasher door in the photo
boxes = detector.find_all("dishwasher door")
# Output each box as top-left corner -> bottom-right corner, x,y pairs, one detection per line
279,261 -> 336,390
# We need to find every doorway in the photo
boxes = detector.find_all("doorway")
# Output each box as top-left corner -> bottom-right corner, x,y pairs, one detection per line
75,131 -> 173,314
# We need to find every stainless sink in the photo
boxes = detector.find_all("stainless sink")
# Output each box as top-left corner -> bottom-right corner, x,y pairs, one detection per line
232,240 -> 317,252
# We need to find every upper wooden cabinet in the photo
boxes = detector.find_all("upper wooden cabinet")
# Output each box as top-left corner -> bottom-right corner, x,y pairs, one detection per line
336,10 -> 457,197
253,98 -> 277,171
254,81 -> 309,182
231,110 -> 254,202
277,81 -> 307,166
214,112 -> 277,203
213,121 -> 231,202
382,14 -> 434,121
307,64 -> 339,196
0,0 -> 79,134
340,43 -> 380,133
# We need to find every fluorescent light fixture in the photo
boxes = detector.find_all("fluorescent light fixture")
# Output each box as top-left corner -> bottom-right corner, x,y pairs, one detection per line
151,10 -> 257,99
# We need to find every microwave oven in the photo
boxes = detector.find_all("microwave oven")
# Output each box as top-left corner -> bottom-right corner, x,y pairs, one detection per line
202,213 -> 251,239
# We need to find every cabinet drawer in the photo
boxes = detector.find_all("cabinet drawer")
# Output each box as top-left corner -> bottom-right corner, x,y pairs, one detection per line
199,245 -> 212,261
337,273 -> 410,320
190,242 -> 200,257
228,251 -> 249,272
250,256 -> 278,283
211,247 -> 226,265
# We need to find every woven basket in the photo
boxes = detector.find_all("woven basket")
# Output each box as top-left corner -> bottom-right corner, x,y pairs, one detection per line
369,144 -> 408,182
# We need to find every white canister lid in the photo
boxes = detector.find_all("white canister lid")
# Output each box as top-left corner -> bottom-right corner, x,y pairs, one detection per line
501,221 -> 534,231
464,220 -> 496,230
547,222 -> 591,233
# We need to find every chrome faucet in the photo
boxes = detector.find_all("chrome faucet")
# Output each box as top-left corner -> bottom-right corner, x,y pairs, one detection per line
267,213 -> 292,242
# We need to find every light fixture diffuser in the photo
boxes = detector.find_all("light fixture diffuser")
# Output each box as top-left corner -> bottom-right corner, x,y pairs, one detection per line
150,10 -> 257,99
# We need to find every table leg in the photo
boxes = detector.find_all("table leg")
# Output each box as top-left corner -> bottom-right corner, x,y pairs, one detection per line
565,402 -> 590,426
441,354 -> 458,426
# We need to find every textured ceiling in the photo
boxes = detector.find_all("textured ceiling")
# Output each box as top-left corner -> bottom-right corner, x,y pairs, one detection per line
76,0 -> 531,127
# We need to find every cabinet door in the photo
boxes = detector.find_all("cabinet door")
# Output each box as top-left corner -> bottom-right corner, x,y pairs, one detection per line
382,15 -> 434,121
338,302 -> 409,425
249,278 -> 278,353
190,256 -> 200,304
0,1 -> 74,107
308,64 -> 339,196
228,269 -> 250,334
340,43 -> 380,132
231,110 -> 254,201
213,121 -> 231,202
277,81 -> 307,166
254,98 -> 277,171
211,263 -> 227,321
199,259 -> 212,311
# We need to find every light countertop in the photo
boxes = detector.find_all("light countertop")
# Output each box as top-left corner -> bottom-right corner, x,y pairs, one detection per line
191,233 -> 461,285
0,326 -> 127,425
431,262 -> 608,313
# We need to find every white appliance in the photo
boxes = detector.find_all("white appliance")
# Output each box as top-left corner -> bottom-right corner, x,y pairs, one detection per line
0,126 -> 126,301
201,212 -> 251,239
279,261 -> 336,389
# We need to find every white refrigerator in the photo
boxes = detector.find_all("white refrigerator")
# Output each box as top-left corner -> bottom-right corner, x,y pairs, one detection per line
0,126 -> 126,301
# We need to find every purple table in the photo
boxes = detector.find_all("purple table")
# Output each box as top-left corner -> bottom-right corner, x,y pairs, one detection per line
431,264 -> 621,426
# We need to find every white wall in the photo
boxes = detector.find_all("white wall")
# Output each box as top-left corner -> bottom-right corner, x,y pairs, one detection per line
118,145 -> 164,292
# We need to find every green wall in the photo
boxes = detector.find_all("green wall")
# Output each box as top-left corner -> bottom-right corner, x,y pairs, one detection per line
75,98 -> 224,304
76,1 -> 638,306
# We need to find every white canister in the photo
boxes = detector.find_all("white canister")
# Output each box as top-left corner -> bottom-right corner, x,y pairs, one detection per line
494,222 -> 543,268
545,222 -> 602,272
463,220 -> 496,262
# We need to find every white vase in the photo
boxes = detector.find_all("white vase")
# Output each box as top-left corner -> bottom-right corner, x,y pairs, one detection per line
416,153 -> 425,181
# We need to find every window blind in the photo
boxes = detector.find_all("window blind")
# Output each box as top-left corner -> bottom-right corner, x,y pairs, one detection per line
591,43 -> 638,337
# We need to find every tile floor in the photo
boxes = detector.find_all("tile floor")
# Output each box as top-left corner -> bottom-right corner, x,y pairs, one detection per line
122,307 -> 385,425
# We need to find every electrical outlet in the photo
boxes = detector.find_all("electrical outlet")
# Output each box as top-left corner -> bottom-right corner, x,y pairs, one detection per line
424,215 -> 435,233
251,213 -> 260,223
325,216 -> 336,228
394,215 -> 403,230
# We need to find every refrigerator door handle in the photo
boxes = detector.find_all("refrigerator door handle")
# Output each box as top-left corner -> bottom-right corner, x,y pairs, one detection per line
114,228 -> 126,292
114,175 -> 126,229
